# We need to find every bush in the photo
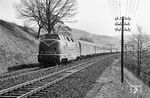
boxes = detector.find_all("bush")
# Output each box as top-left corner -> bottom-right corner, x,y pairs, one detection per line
7,63 -> 39,72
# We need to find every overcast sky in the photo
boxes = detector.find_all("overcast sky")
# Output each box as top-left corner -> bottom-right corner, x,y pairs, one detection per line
0,0 -> 149,36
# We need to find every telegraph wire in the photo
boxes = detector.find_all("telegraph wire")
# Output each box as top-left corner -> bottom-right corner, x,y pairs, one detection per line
118,0 -> 121,17
114,0 -> 121,17
128,0 -> 133,17
130,0 -> 136,17
110,0 -> 117,18
116,0 -> 121,17
113,0 -> 119,17
132,0 -> 140,18
125,0 -> 129,17
108,0 -> 115,19
130,0 -> 138,18
108,0 -> 140,19
131,0 -> 135,17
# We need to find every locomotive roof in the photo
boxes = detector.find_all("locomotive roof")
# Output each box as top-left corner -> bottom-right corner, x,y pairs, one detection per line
41,33 -> 99,46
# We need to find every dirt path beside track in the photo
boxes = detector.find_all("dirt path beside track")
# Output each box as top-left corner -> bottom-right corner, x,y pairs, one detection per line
85,59 -> 150,98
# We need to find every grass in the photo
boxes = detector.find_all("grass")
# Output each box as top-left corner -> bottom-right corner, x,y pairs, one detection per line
124,52 -> 150,87
0,19 -> 39,72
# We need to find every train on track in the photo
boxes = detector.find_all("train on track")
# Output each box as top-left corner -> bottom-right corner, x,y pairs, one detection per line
38,33 -> 116,65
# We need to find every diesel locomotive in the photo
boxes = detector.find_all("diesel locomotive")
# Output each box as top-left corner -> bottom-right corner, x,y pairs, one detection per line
38,33 -> 112,65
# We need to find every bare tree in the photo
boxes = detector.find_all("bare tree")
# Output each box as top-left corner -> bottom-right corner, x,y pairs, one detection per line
16,0 -> 44,38
125,25 -> 149,76
16,0 -> 77,38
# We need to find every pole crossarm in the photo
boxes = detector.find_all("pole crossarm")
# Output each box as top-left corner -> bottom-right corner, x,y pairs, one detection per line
115,17 -> 131,21
115,22 -> 130,26
115,28 -> 131,32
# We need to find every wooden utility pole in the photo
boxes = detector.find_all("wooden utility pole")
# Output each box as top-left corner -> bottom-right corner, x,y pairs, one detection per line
115,16 -> 131,83
121,16 -> 124,83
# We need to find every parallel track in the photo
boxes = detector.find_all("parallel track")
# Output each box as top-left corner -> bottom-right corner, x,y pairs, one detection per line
0,66 -> 54,82
0,67 -> 39,79
0,55 -> 111,98
0,55 -> 98,81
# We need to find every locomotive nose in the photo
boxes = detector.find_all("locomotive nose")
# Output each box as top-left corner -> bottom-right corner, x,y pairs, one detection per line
39,40 -> 59,54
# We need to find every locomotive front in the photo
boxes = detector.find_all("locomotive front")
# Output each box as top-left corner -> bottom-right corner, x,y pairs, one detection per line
38,34 -> 61,64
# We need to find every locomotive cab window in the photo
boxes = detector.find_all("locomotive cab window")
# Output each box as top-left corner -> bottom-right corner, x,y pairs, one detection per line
42,34 -> 60,40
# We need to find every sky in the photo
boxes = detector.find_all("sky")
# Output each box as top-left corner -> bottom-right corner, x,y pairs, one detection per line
0,0 -> 149,36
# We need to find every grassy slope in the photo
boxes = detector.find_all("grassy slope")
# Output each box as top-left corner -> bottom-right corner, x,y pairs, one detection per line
0,20 -> 39,72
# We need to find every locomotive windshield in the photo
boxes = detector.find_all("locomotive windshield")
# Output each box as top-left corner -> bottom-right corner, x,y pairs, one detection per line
42,34 -> 60,40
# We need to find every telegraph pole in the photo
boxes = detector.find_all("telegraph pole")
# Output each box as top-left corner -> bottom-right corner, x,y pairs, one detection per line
115,16 -> 131,83
121,16 -> 124,83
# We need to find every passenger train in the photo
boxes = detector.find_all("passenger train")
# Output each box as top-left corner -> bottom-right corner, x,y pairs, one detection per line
38,33 -> 115,65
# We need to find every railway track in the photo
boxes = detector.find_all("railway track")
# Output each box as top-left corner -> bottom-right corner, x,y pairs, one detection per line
0,66 -> 53,82
0,53 -> 105,82
0,55 -> 111,98
0,55 -> 100,82
0,55 -> 107,91
0,67 -> 39,80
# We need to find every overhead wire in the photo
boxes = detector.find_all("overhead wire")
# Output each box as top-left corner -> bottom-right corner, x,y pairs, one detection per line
118,0 -> 121,17
130,0 -> 139,18
125,0 -> 129,17
108,0 -> 115,19
132,0 -> 140,19
108,0 -> 140,21
115,0 -> 122,18
121,0 -> 124,16
107,0 -> 141,34
108,0 -> 140,18
116,0 -> 121,17
128,0 -> 133,17
107,0 -> 123,18
110,0 -> 117,18
130,0 -> 136,18
113,0 -> 119,17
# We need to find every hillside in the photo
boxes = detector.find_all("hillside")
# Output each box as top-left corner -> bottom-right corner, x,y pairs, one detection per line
71,28 -> 120,47
0,20 -> 39,73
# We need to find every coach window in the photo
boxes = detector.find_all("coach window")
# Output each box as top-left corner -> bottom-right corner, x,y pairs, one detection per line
63,36 -> 67,41
73,38 -> 76,42
66,37 -> 70,41
69,38 -> 72,42
61,35 -> 66,41
59,35 -> 63,40
64,36 -> 67,41
70,38 -> 74,42
62,36 -> 66,41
